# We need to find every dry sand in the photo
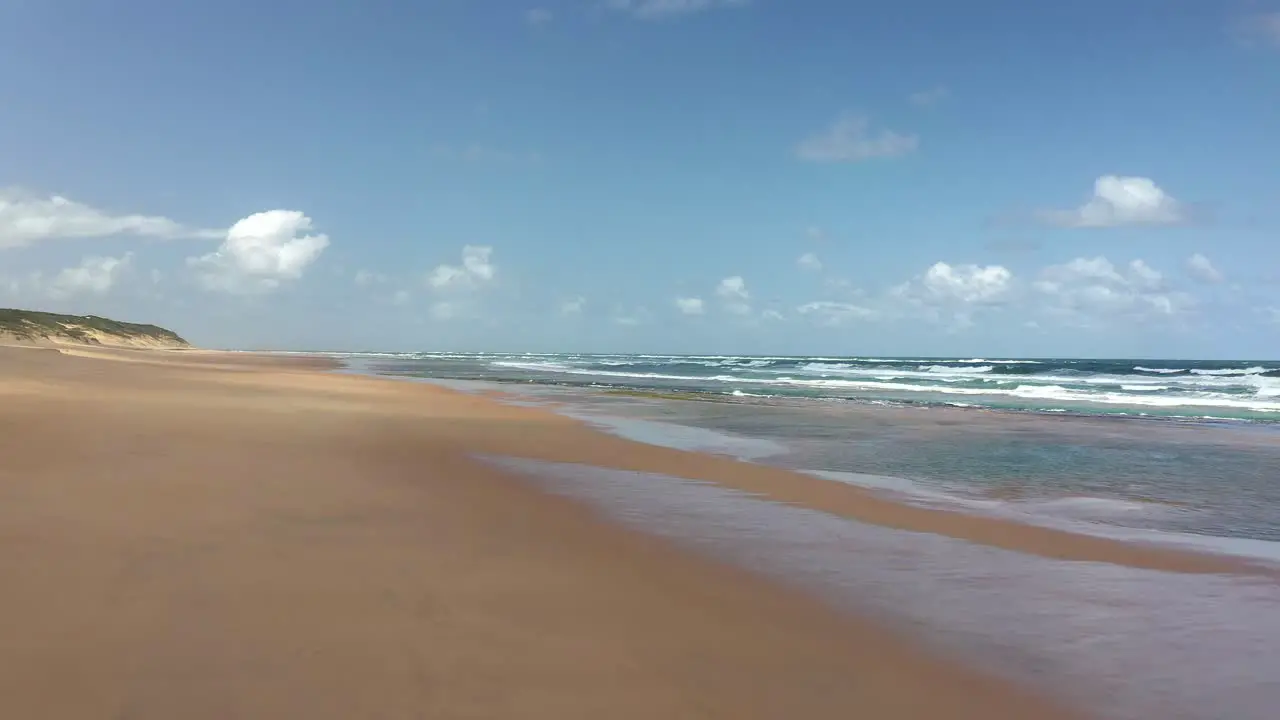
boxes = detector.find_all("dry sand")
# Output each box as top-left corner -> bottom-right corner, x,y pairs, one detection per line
5,344 -> 1215,718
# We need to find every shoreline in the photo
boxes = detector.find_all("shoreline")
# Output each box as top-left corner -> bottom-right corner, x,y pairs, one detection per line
341,358 -> 1280,569
0,344 -> 1082,718
6,345 -> 1278,717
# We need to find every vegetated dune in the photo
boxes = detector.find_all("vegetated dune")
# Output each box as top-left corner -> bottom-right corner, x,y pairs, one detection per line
0,308 -> 190,349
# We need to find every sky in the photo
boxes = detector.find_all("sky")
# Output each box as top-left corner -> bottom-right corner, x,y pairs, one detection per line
1,0 -> 1278,358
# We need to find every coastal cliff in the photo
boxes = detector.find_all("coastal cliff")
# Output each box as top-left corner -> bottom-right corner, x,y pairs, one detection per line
0,308 -> 190,349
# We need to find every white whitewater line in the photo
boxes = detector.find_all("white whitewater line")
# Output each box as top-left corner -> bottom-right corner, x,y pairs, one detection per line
488,361 -> 1280,412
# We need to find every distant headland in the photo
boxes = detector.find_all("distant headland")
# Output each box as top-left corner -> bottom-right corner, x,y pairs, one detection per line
0,308 -> 190,349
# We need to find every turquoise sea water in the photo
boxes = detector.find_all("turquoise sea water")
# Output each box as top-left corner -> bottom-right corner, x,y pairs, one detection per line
332,351 -> 1280,544
345,352 -> 1280,420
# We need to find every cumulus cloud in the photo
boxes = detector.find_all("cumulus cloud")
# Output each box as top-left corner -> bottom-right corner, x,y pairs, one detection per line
797,301 -> 876,326
603,0 -> 748,20
715,275 -> 750,314
2,254 -> 134,301
675,296 -> 705,315
888,262 -> 1012,329
0,189 -> 219,249
797,252 -> 822,271
895,262 -> 1013,306
427,245 -> 496,291
1034,256 -> 1192,324
188,210 -> 329,293
1041,176 -> 1185,228
1186,253 -> 1223,283
47,254 -> 133,298
796,114 -> 918,163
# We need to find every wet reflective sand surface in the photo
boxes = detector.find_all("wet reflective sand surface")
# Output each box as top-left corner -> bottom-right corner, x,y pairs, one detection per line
489,457 -> 1280,720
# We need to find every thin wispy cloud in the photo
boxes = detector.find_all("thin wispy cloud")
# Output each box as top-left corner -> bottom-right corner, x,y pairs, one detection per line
525,8 -> 553,26
1232,11 -> 1280,47
909,86 -> 949,107
0,189 -> 221,249
603,0 -> 749,21
795,114 -> 918,163
797,252 -> 822,271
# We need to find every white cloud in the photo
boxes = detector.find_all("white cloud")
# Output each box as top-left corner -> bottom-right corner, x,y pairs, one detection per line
896,262 -> 1013,306
715,275 -> 751,314
0,189 -> 219,249
1186,253 -> 1223,283
525,7 -> 553,25
603,0 -> 748,20
1041,176 -> 1185,228
716,276 -> 748,299
188,210 -> 329,293
1127,259 -> 1164,291
1034,256 -> 1192,324
560,296 -> 586,315
427,245 -> 496,291
909,86 -> 949,107
761,309 -> 784,321
797,301 -> 876,326
3,254 -> 134,300
675,296 -> 705,315
796,114 -> 918,163
888,262 -> 1012,329
47,254 -> 133,298
797,252 -> 822,271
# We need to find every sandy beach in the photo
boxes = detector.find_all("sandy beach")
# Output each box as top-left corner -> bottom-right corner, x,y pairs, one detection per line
8,345 -> 1252,718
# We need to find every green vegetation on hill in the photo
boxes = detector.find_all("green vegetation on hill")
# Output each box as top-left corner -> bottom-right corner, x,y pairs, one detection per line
0,308 -> 189,347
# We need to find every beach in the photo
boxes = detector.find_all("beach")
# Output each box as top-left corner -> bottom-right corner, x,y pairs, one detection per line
3,346 -> 1278,719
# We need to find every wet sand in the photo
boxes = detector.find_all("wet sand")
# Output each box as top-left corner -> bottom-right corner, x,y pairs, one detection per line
4,344 -> 1239,718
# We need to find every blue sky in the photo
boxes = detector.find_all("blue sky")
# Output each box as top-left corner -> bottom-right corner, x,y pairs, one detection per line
1,0 -> 1278,357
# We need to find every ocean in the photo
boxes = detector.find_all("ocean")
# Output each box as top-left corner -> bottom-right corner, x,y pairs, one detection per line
331,350 -> 1280,719
351,352 -> 1280,420
334,351 -> 1280,544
